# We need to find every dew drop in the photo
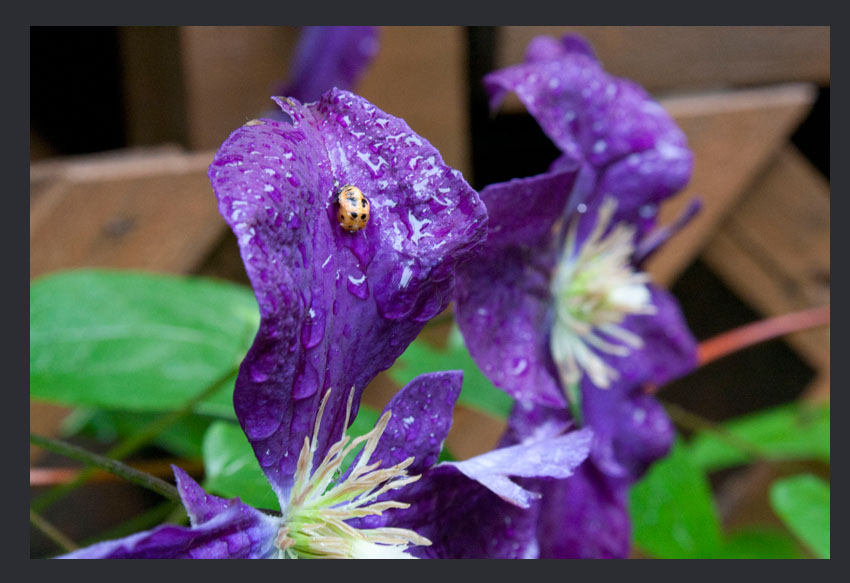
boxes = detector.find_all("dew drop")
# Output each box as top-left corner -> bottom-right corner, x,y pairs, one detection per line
250,364 -> 269,383
509,358 -> 529,376
293,362 -> 319,398
346,273 -> 369,300
300,307 -> 326,349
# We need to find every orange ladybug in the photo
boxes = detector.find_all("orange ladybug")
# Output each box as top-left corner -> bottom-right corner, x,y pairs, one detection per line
336,185 -> 370,232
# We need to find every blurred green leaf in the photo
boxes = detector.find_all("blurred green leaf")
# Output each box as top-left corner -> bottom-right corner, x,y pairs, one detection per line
388,325 -> 513,419
688,403 -> 830,472
630,439 -> 723,558
202,421 -> 280,511
30,270 -> 259,418
770,474 -> 830,558
64,408 -> 214,460
202,404 -> 382,511
707,527 -> 805,559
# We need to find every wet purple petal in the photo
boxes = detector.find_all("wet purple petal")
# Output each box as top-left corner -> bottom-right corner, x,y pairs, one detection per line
499,402 -> 631,558
455,244 -> 564,408
57,475 -> 279,559
347,371 -> 462,478
533,464 -> 631,558
476,166 -> 583,251
487,32 -> 693,237
524,34 -> 596,64
358,428 -> 592,558
376,464 -> 543,558
209,89 -> 486,499
444,427 -> 593,508
484,41 -> 689,173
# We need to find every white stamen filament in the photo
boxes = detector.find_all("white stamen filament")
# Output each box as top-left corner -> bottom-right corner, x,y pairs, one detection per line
276,388 -> 431,559
550,197 -> 657,390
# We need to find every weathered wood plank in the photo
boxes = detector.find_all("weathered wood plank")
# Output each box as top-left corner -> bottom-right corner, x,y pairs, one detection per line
496,26 -> 830,94
30,147 -> 223,280
646,84 -> 817,286
701,146 -> 829,372
178,26 -> 299,150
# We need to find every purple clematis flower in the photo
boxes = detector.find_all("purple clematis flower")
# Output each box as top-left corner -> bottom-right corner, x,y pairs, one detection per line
456,32 -> 697,406
453,34 -> 700,557
59,88 -> 594,558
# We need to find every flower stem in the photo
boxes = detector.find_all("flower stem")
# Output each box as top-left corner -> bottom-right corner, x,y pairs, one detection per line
658,398 -> 769,461
30,508 -> 78,553
697,306 -> 829,367
30,364 -> 238,513
658,398 -> 818,474
30,433 -> 181,503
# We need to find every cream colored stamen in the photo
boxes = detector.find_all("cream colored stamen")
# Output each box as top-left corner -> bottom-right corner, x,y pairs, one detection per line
550,198 -> 657,390
276,388 -> 431,559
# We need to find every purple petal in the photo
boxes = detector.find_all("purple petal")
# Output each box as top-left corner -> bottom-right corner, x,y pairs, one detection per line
454,169 -> 593,408
499,404 -> 632,558
533,464 -> 631,558
346,371 -> 462,478
525,33 -> 597,63
375,464 -> 543,558
57,495 -> 279,559
486,33 -> 693,237
455,245 -> 564,407
359,428 -> 592,558
579,285 -> 694,478
485,40 -> 688,168
277,27 -> 380,104
444,427 -> 593,507
476,167 -> 583,251
173,466 -> 236,526
209,89 -> 486,499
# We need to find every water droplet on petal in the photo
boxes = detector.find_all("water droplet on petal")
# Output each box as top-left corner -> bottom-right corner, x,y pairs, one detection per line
346,273 -> 369,300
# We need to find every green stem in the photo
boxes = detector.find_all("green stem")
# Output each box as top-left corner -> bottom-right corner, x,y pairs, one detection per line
658,399 -> 770,461
659,399 -> 819,474
30,508 -> 78,554
30,433 -> 181,503
31,364 -> 238,513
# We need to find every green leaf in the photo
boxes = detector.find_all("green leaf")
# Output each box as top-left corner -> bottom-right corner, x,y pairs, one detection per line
770,474 -> 830,558
688,403 -> 830,472
707,527 -> 805,559
201,404 -> 382,511
630,439 -> 723,558
202,421 -> 280,511
387,325 -> 513,419
63,407 -> 214,460
30,270 -> 260,418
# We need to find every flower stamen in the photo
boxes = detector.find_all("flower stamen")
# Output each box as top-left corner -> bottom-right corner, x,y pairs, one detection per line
550,197 -> 657,390
276,387 -> 431,559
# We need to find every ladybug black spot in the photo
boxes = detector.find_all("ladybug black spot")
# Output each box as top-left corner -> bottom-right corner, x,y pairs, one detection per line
360,214 -> 367,220
361,199 -> 367,208
350,212 -> 358,219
